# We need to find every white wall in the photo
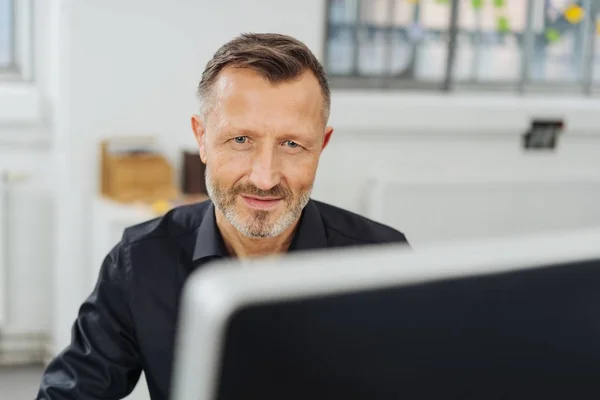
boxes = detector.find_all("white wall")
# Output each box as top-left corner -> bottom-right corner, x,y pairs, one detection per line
1,0 -> 600,376
313,127 -> 600,212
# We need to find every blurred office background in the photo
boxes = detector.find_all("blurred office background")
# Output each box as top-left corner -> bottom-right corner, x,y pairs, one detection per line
2,0 -> 600,398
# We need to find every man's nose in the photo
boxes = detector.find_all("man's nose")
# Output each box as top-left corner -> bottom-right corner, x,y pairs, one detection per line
249,147 -> 281,191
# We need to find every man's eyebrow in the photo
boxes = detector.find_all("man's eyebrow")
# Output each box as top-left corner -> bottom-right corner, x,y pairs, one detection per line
219,123 -> 261,136
277,131 -> 314,141
223,125 -> 315,141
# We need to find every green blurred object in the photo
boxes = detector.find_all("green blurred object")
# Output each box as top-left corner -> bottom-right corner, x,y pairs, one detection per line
472,0 -> 483,9
497,16 -> 510,33
493,0 -> 505,8
435,0 -> 449,4
545,28 -> 561,43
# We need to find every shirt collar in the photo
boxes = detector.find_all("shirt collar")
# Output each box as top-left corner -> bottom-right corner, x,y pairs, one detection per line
192,202 -> 228,262
192,199 -> 328,262
288,200 -> 328,252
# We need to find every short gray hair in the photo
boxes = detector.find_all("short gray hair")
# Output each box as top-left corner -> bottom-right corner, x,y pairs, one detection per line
197,33 -> 330,122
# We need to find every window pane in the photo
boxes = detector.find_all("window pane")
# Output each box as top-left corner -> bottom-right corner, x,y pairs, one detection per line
357,0 -> 389,76
329,0 -> 359,24
0,0 -> 13,68
529,0 -> 587,82
454,0 -> 527,82
326,0 -> 359,75
591,3 -> 600,83
392,0 -> 416,26
389,0 -> 418,76
353,0 -> 419,79
414,0 -> 452,82
327,25 -> 356,75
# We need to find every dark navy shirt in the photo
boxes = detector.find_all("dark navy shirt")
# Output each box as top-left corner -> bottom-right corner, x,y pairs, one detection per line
37,199 -> 409,400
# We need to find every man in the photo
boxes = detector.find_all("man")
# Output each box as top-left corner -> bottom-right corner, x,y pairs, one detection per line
37,33 -> 409,400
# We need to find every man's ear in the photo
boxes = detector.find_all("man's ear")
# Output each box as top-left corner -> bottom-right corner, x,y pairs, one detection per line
322,126 -> 334,150
191,114 -> 207,163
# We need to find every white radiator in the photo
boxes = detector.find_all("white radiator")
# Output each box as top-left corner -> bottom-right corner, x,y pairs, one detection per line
0,171 -> 22,330
0,170 -> 53,364
0,172 -> 7,328
365,171 -> 600,249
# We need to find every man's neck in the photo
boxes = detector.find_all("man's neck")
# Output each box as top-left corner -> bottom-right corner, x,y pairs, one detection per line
215,211 -> 299,258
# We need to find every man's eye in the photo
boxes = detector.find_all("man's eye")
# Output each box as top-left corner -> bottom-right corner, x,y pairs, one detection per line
285,140 -> 299,148
234,136 -> 248,144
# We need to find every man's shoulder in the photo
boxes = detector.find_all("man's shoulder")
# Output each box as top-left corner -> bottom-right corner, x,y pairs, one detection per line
120,200 -> 210,247
312,200 -> 409,246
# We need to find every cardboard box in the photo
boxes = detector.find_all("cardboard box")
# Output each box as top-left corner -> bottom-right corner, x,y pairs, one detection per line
100,137 -> 178,203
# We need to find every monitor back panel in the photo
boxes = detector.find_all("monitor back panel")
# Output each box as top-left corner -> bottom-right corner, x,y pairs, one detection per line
215,259 -> 600,400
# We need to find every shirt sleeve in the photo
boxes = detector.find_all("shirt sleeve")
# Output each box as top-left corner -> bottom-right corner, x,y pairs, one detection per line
36,244 -> 142,399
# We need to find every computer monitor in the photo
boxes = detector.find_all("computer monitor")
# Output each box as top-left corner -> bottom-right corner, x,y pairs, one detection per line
171,228 -> 600,400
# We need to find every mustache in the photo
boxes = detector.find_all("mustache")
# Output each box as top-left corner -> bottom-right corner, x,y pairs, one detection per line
231,183 -> 292,199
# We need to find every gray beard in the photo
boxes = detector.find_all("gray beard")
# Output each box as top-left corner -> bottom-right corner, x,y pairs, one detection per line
205,168 -> 311,238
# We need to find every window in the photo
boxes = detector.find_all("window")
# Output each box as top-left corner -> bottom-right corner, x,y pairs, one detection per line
326,0 -> 452,89
325,0 -> 600,94
0,0 -> 32,81
454,0 -> 527,83
593,3 -> 600,82
0,0 -> 39,127
0,0 -> 13,70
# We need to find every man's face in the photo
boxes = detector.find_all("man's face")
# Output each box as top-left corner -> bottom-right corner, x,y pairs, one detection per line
192,67 -> 333,238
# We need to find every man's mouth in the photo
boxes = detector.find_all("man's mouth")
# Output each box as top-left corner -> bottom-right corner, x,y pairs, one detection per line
240,195 -> 283,210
